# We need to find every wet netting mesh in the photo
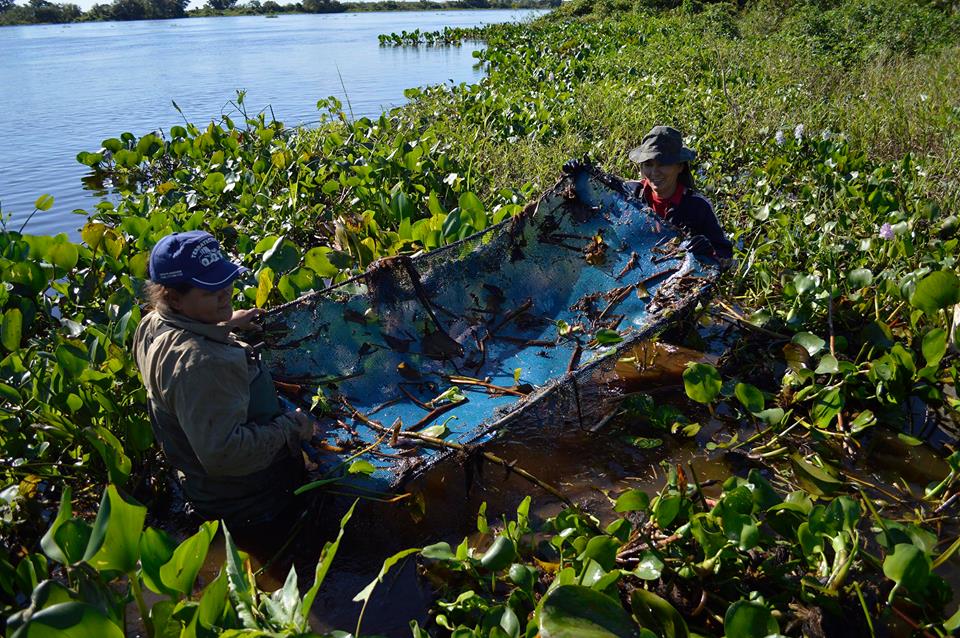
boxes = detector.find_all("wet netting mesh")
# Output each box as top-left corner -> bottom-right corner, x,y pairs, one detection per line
260,167 -> 720,487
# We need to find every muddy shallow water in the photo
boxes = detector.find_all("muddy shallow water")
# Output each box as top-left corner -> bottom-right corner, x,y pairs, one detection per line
184,334 -> 960,637
225,416 -> 736,634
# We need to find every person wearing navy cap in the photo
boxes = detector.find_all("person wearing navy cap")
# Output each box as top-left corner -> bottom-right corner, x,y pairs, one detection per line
133,230 -> 315,531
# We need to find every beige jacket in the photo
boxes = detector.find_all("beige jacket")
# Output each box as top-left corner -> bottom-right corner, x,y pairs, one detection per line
133,310 -> 307,524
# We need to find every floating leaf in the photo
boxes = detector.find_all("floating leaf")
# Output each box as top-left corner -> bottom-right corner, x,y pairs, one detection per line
614,489 -> 649,513
674,422 -> 701,437
347,460 -> 376,475
910,271 -> 960,315
595,329 -> 623,345
897,433 -> 924,447
84,485 -> 146,574
755,408 -> 785,426
632,552 -> 664,581
792,332 -> 825,356
814,354 -> 840,375
922,328 -> 948,367
883,543 -> 931,593
420,423 -> 450,439
682,363 -> 721,404
847,268 -> 873,288
790,454 -> 843,496
47,237 -> 79,272
627,436 -> 662,449
34,194 -> 55,211
2,308 -> 23,352
723,600 -> 779,638
734,382 -> 764,413
481,536 -> 517,571
159,521 -> 218,596
304,246 -> 339,278
539,585 -> 640,638
263,236 -> 301,273
421,542 -> 456,561
630,588 -> 689,638
849,410 -> 876,433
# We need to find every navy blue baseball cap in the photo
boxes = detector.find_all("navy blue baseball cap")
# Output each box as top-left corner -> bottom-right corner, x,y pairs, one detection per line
148,231 -> 247,291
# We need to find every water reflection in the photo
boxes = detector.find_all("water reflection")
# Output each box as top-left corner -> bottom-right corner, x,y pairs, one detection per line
0,9 -> 545,236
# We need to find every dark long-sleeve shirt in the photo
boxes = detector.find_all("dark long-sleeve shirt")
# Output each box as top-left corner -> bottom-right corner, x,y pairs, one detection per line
625,179 -> 733,260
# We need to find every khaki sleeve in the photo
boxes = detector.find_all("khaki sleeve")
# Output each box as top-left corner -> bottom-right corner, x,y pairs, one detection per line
168,352 -> 303,477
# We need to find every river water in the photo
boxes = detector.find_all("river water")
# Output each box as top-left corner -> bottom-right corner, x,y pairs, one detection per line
0,9 -> 545,236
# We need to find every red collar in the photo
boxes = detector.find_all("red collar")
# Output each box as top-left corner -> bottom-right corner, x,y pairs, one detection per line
642,179 -> 685,217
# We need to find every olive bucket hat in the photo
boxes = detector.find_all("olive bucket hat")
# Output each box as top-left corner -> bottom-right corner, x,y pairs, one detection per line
628,126 -> 697,165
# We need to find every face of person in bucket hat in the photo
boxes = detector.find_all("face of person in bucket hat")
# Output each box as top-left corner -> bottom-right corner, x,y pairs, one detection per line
628,126 -> 697,198
148,230 -> 248,324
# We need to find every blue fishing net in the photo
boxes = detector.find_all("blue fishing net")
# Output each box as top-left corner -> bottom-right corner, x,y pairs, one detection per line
260,167 -> 719,486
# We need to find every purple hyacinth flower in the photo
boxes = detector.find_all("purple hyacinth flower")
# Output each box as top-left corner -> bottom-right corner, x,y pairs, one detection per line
879,223 -> 894,240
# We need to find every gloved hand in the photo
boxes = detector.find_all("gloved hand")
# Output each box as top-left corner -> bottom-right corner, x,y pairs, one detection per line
224,307 -> 265,332
562,154 -> 592,175
286,408 -> 316,440
680,235 -> 716,259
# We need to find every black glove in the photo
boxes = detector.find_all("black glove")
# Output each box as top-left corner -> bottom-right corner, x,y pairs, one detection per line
680,235 -> 716,259
562,154 -> 592,175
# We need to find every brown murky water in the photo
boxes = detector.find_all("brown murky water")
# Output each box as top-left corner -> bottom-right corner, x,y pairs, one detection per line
183,337 -> 960,637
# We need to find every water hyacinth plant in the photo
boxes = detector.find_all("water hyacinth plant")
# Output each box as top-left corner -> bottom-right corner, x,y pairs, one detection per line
413,472 -> 960,637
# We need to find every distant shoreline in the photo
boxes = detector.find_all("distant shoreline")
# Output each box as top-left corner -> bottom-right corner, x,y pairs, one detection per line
0,1 -> 558,28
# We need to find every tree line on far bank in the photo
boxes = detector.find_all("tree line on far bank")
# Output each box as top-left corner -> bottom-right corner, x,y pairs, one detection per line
0,0 -> 559,25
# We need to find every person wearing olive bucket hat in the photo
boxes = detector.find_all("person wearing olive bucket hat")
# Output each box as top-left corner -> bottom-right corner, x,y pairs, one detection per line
625,126 -> 733,261
132,230 -> 318,537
